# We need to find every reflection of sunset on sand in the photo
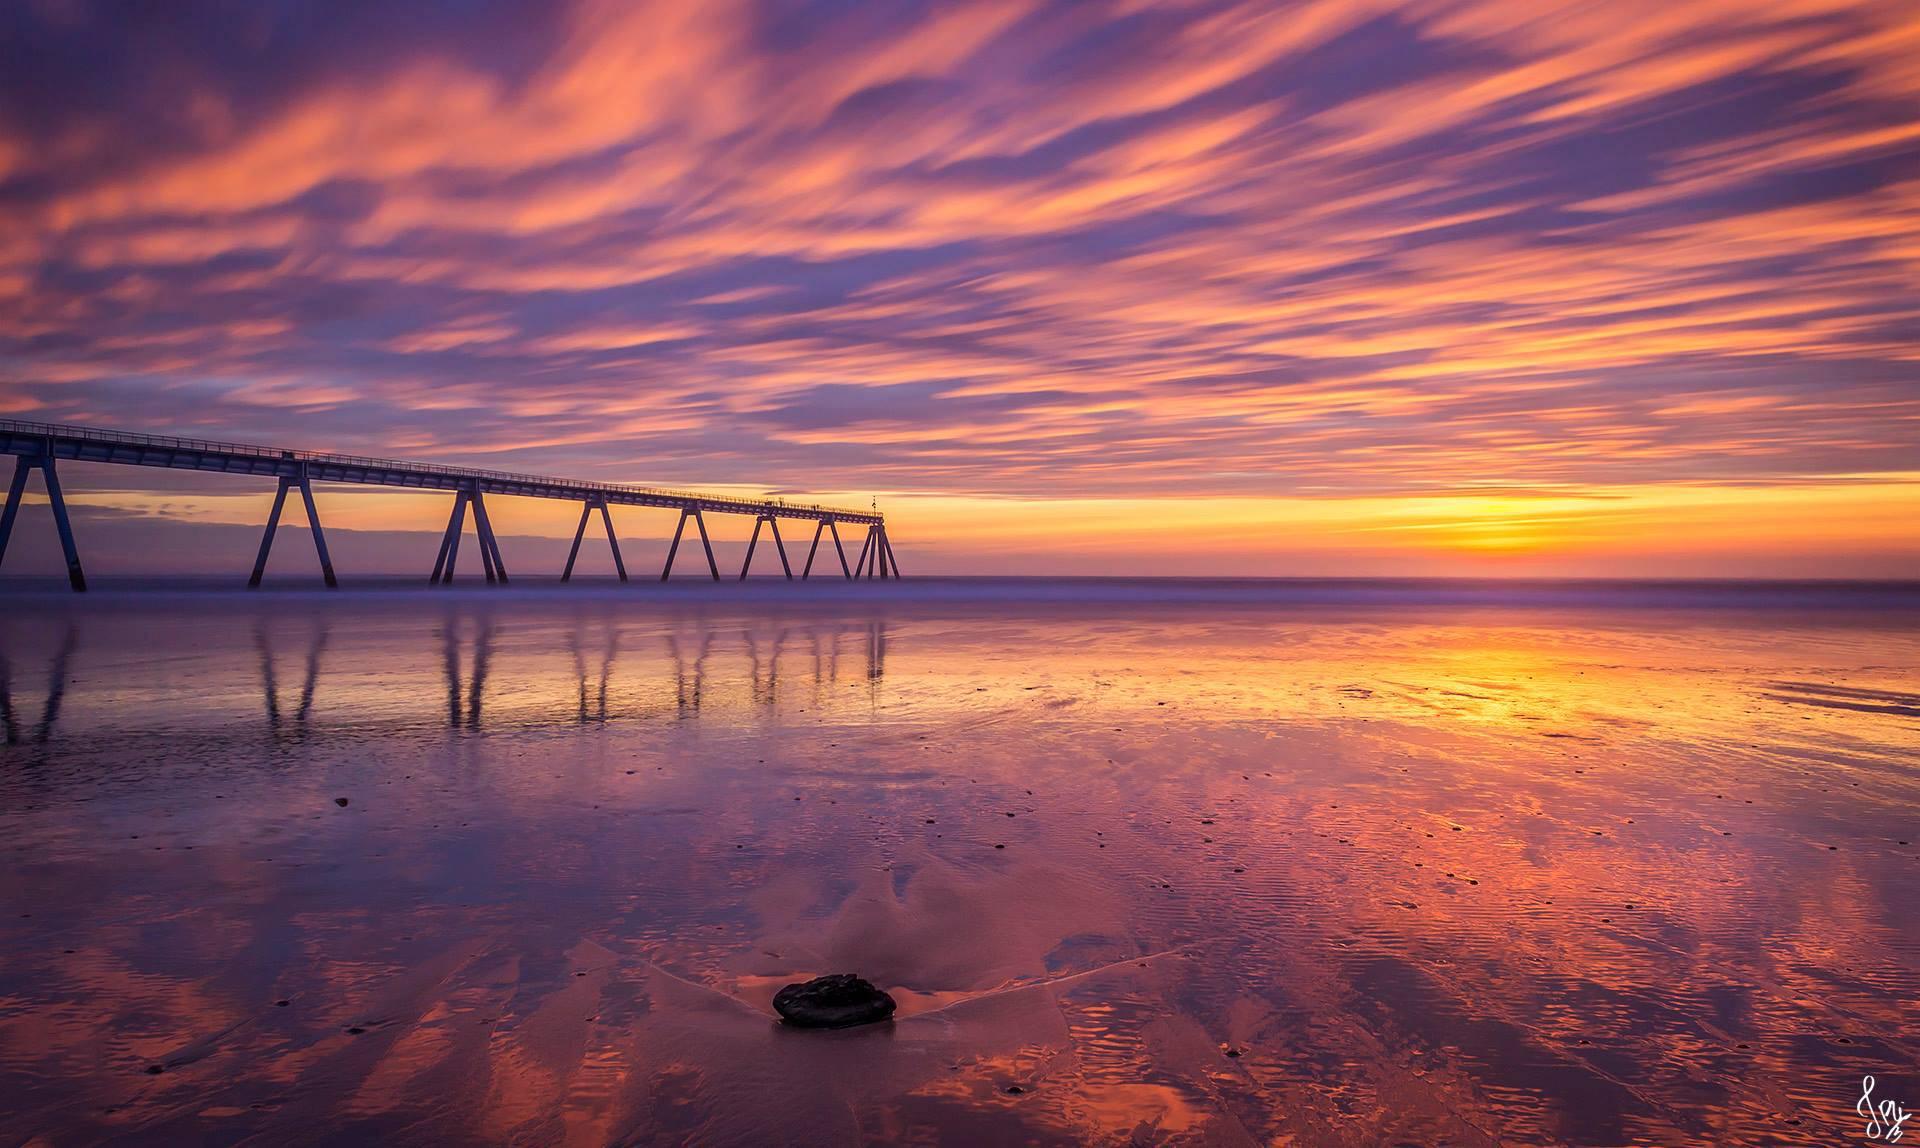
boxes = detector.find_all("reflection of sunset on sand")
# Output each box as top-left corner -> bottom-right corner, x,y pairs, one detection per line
2,587 -> 1915,1144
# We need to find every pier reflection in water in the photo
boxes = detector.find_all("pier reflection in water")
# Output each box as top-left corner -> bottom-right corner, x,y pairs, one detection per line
0,602 -> 896,740
257,619 -> 326,738
0,588 -> 1916,1146
0,621 -> 73,749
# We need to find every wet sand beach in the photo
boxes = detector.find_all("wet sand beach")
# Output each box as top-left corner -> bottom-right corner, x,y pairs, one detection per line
2,580 -> 1916,1145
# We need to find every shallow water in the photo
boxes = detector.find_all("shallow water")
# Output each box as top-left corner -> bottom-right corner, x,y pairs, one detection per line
2,580 -> 1917,1146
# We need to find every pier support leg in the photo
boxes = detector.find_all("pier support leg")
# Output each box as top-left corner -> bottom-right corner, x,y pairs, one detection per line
491,521 -> 509,584
435,492 -> 470,584
0,456 -> 34,573
661,508 -> 690,581
248,476 -> 293,588
882,526 -> 901,578
768,517 -> 792,579
598,500 -> 627,581
561,501 -> 592,581
251,468 -> 336,588
830,520 -> 851,579
471,490 -> 499,585
853,528 -> 874,579
429,493 -> 461,583
694,510 -> 719,581
297,468 -> 337,589
38,456 -> 86,592
802,520 -> 826,579
739,516 -> 767,580
476,513 -> 497,583
476,490 -> 508,585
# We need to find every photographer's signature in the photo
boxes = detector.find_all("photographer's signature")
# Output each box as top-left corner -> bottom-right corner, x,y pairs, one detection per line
1860,1076 -> 1912,1142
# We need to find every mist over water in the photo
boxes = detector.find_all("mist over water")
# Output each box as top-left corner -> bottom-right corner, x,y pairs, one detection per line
2,580 -> 1917,1145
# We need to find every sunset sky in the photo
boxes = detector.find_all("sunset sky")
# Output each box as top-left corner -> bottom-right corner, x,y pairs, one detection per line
2,0 -> 1917,577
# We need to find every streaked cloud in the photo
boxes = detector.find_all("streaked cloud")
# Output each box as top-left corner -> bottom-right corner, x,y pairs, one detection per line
0,0 -> 1915,573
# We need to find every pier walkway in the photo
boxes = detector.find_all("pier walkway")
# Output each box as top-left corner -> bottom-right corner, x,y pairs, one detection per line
0,419 -> 900,591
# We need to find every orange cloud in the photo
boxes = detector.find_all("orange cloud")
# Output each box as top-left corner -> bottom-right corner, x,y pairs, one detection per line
1,0 -> 1917,575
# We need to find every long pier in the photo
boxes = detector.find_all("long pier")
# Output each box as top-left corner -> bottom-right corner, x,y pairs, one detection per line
0,419 -> 900,591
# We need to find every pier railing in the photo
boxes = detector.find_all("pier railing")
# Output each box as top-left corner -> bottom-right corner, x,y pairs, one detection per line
0,418 -> 899,590
0,418 -> 869,520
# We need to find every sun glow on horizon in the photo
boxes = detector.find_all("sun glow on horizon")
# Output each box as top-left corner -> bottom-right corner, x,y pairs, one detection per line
1,1 -> 1918,577
8,468 -> 1910,579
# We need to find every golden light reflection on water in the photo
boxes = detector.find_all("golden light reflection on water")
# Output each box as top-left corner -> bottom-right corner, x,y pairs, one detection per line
0,590 -> 1916,1145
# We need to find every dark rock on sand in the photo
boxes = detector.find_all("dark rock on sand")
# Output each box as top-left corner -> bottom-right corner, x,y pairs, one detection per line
772,973 -> 897,1029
